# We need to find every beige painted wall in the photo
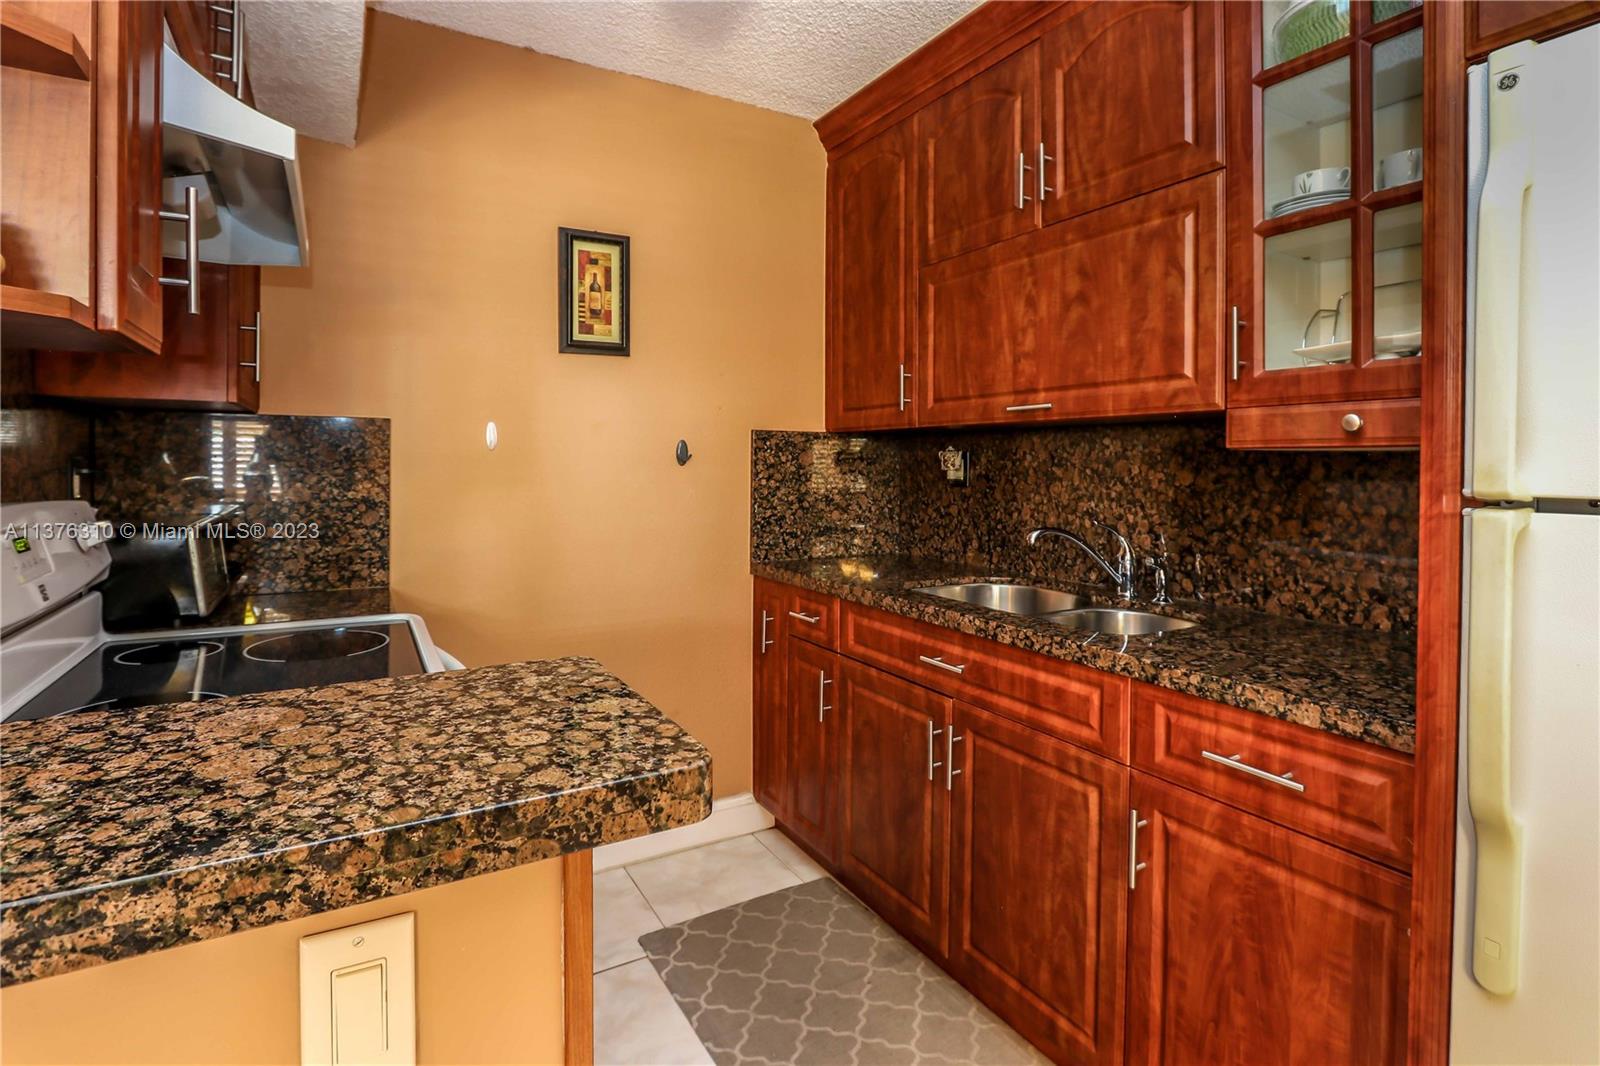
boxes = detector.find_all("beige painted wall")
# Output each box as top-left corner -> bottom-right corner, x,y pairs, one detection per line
260,12 -> 826,799
0,860 -> 566,1065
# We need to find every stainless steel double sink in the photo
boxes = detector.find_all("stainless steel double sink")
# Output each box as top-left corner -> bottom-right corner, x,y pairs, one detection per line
916,582 -> 1196,636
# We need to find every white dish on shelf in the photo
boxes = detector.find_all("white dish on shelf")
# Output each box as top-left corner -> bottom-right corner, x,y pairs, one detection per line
1292,339 -> 1352,364
1292,331 -> 1421,366
1270,190 -> 1351,218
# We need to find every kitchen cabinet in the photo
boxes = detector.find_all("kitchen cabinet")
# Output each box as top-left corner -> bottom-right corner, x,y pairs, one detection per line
784,636 -> 840,862
827,119 -> 917,431
1039,0 -> 1225,223
1466,0 -> 1600,57
1,0 -> 165,355
756,575 -> 1415,1065
1124,772 -> 1411,1065
33,264 -> 264,411
947,700 -> 1128,1065
837,661 -> 950,955
752,579 -> 788,820
917,45 -> 1040,264
918,171 -> 1224,427
1223,1 -> 1424,448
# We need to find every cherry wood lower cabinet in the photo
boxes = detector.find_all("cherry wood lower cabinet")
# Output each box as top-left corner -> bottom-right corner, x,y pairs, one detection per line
784,637 -> 840,863
1125,772 -> 1411,1065
837,661 -> 951,956
947,700 -> 1129,1065
752,579 -> 788,819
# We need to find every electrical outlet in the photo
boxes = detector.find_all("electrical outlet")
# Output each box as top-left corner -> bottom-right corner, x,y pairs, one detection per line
938,447 -> 970,487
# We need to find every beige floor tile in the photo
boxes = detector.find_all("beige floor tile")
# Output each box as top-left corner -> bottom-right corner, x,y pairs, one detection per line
625,834 -> 801,926
754,828 -> 829,882
593,867 -> 663,973
594,958 -> 714,1066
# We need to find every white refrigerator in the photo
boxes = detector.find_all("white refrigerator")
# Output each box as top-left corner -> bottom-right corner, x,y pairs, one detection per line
1454,21 -> 1600,1066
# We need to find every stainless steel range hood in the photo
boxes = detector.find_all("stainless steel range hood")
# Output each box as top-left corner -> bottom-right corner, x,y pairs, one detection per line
160,43 -> 308,268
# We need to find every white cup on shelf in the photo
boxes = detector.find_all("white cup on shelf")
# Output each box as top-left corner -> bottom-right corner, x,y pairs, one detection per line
1293,166 -> 1351,196
1377,148 -> 1423,189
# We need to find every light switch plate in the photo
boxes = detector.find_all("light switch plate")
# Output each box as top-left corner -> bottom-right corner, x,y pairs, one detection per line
299,912 -> 417,1066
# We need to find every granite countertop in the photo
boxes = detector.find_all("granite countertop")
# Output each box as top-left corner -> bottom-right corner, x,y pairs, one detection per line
0,657 -> 711,985
755,555 -> 1416,754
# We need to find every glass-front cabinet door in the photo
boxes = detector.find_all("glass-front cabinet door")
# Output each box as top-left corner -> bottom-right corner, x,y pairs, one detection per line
1227,0 -> 1424,409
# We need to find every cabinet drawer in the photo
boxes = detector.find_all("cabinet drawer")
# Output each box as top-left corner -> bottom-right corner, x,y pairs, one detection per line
841,603 -> 1128,759
783,587 -> 839,649
1226,398 -> 1420,450
1130,683 -> 1414,868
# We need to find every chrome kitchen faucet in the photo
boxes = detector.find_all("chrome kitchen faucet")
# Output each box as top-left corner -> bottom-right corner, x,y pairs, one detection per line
1026,521 -> 1137,602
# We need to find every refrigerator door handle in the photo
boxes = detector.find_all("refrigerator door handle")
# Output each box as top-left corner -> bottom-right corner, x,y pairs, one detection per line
1471,43 -> 1537,501
1464,506 -> 1531,996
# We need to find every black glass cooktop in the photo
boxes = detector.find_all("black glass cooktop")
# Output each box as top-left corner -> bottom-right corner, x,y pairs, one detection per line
12,622 -> 426,722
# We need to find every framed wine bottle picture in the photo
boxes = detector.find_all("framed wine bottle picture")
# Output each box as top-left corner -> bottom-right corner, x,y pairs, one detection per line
558,227 -> 630,356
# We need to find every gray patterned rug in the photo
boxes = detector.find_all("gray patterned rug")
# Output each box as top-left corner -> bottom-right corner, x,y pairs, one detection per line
637,878 -> 1047,1066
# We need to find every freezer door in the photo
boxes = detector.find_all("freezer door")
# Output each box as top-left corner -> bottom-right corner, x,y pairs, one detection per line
1453,509 -> 1600,1063
1467,26 -> 1600,502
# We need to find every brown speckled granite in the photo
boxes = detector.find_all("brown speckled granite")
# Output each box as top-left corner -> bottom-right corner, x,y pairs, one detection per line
754,555 -> 1415,754
107,587 -> 395,633
0,657 -> 710,985
92,412 -> 389,593
752,426 -> 1418,632
0,356 -> 91,505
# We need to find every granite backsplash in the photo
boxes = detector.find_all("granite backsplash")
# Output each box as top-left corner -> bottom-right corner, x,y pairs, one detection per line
752,425 -> 1418,632
91,412 -> 389,593
0,354 -> 92,504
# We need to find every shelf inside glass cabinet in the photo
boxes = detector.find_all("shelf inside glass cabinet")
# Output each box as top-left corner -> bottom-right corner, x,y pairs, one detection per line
1264,58 -> 1352,220
1263,219 -> 1352,371
1372,28 -> 1424,192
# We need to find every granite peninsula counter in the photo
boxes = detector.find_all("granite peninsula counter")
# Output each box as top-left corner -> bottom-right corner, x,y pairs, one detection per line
0,657 -> 711,985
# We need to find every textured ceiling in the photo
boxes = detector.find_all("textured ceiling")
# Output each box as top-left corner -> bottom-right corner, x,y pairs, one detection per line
244,1 -> 367,145
374,0 -> 980,119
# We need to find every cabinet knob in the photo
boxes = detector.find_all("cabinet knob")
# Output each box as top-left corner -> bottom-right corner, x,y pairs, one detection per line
1341,412 -> 1364,433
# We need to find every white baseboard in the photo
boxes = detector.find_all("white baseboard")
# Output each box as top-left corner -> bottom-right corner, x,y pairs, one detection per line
593,791 -> 774,872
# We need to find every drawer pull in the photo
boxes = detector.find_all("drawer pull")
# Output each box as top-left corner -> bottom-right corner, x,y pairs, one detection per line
1004,402 -> 1053,413
788,610 -> 821,625
918,654 -> 966,675
1201,750 -> 1306,792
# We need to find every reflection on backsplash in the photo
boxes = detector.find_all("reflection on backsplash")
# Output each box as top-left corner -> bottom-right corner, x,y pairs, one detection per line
93,412 -> 389,593
752,425 -> 1419,632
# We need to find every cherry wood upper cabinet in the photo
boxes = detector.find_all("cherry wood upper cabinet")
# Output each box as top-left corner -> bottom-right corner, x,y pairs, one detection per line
1467,0 -> 1600,57
917,44 -> 1040,264
94,0 -> 165,354
753,581 -> 789,820
1125,772 -> 1410,1065
784,637 -> 840,864
919,171 -> 1224,426
827,119 -> 917,431
947,701 -> 1128,1065
1039,0 -> 1225,224
837,662 -> 951,957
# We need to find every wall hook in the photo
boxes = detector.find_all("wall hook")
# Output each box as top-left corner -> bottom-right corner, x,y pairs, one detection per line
675,440 -> 692,466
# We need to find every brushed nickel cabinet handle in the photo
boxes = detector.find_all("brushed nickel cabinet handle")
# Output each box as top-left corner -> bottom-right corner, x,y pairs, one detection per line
1038,142 -> 1054,200
1005,402 -> 1053,413
918,654 -> 966,675
158,185 -> 200,315
927,720 -> 944,781
788,610 -> 821,625
1128,808 -> 1150,889
898,362 -> 911,413
238,311 -> 261,383
1016,151 -> 1033,209
817,671 -> 832,723
1230,305 -> 1246,381
1201,750 -> 1306,793
759,611 -> 774,654
1341,412 -> 1365,432
946,729 -> 964,791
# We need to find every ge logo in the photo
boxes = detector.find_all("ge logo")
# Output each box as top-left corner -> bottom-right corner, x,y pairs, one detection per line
1497,73 -> 1520,91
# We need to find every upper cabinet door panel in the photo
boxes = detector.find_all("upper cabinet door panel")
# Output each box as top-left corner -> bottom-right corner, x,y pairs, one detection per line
918,44 -> 1040,264
95,0 -> 165,353
920,171 -> 1224,426
828,120 -> 916,432
1039,0 -> 1224,224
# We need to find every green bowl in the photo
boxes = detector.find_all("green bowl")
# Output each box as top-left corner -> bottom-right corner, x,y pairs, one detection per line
1273,0 -> 1350,64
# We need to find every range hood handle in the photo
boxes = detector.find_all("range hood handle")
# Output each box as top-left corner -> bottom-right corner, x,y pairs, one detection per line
158,184 -> 201,315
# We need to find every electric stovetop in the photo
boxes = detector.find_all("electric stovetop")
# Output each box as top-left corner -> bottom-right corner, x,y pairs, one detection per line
10,621 -> 426,721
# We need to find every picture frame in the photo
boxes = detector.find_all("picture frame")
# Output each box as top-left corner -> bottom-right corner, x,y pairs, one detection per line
558,227 -> 630,356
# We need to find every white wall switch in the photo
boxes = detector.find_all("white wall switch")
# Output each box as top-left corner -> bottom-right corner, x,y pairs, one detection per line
299,913 -> 417,1066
